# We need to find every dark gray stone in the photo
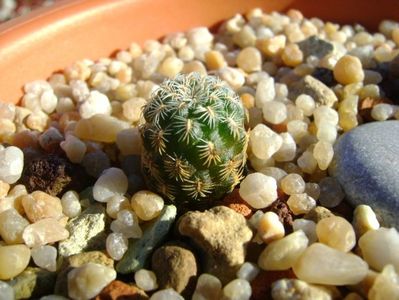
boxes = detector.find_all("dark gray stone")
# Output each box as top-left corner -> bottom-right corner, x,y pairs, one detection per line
298,35 -> 334,59
331,121 -> 399,229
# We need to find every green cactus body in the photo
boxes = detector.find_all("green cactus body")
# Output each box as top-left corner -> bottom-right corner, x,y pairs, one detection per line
140,73 -> 248,206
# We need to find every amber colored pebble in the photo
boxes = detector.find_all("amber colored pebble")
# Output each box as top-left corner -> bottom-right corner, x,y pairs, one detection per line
95,280 -> 148,300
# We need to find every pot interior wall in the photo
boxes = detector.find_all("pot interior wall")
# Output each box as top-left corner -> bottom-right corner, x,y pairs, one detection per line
0,0 -> 399,104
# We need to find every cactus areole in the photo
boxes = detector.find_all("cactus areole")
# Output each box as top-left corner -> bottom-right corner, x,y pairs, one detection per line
140,73 -> 248,206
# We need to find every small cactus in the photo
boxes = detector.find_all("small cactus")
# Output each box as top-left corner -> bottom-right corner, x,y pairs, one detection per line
140,73 -> 248,206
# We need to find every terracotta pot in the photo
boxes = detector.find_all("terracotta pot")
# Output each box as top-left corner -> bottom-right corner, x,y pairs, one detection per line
0,0 -> 399,105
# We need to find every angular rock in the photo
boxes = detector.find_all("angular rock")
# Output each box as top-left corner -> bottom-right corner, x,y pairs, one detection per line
58,204 -> 108,257
151,242 -> 197,298
7,267 -> 56,299
298,36 -> 334,59
289,75 -> 338,107
95,280 -> 148,300
178,206 -> 253,284
116,205 -> 177,274
331,121 -> 399,229
304,206 -> 334,223
54,251 -> 114,297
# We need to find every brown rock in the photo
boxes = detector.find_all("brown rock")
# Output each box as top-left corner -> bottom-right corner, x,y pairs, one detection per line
20,154 -> 92,196
151,242 -> 197,298
266,198 -> 294,230
95,280 -> 148,300
178,206 -> 252,284
304,206 -> 334,223
219,189 -> 253,218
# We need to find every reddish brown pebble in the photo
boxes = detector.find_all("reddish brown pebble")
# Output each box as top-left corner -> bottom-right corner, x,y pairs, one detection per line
220,189 -> 253,218
250,269 -> 296,300
95,280 -> 148,300
265,197 -> 294,229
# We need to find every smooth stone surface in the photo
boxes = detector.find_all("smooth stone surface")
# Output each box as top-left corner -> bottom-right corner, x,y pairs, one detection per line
116,205 -> 177,274
331,121 -> 399,229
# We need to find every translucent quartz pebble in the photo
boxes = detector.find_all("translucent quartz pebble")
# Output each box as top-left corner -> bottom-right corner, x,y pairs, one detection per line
295,94 -> 315,116
258,230 -> 308,271
249,124 -> 282,160
23,218 -> 69,247
239,173 -> 278,209
305,182 -> 320,200
61,191 -> 81,218
293,243 -> 368,285
150,288 -> 184,300
273,133 -> 296,162
93,168 -> 128,202
262,101 -> 287,124
68,263 -> 116,300
192,273 -> 222,300
60,135 -> 87,164
316,123 -> 337,143
106,232 -> 128,260
110,209 -> 143,239
255,77 -> 276,108
22,191 -> 63,223
280,173 -> 306,195
352,205 -> 380,237
0,208 -> 29,244
0,244 -> 31,280
131,190 -> 164,221
236,262 -> 260,282
116,128 -> 142,156
316,216 -> 356,252
106,195 -> 130,219
74,114 -> 130,143
222,278 -> 252,300
313,141 -> 334,170
371,103 -> 395,121
0,146 -> 24,184
358,227 -> 399,272
0,280 -> 14,300
134,268 -> 158,291
368,265 -> 399,300
31,245 -> 57,272
79,90 -> 111,119
287,194 -> 316,215
318,177 -> 345,208
297,150 -> 317,174
257,211 -> 285,243
293,219 -> 317,244
313,106 -> 339,126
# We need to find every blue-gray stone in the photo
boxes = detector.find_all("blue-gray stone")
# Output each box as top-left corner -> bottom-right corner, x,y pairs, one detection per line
331,121 -> 399,229
116,205 -> 177,274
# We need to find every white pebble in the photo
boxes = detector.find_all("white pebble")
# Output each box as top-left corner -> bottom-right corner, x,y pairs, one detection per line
255,77 -> 276,108
0,281 -> 14,300
222,278 -> 252,300
122,97 -> 147,123
239,173 -> 278,209
358,227 -> 399,272
295,94 -> 315,116
106,195 -> 130,219
297,150 -> 318,174
70,80 -> 90,103
293,219 -> 317,244
31,245 -> 57,272
352,205 -> 380,237
61,191 -> 81,218
273,133 -> 296,162
249,124 -> 283,160
313,106 -> 339,126
262,101 -> 287,124
236,262 -> 260,282
68,263 -> 116,300
287,194 -> 316,215
93,168 -> 128,202
40,89 -> 58,114
134,269 -> 158,291
106,232 -> 128,260
218,67 -> 245,90
150,288 -> 184,300
371,103 -> 395,121
258,230 -> 309,271
281,173 -> 306,195
110,209 -> 142,239
0,146 -> 24,184
187,27 -> 213,47
316,123 -> 337,143
79,91 -> 112,119
257,211 -> 285,243
313,141 -> 334,170
192,273 -> 222,300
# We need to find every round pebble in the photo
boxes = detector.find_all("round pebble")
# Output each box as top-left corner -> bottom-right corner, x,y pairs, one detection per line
222,278 -> 252,300
93,168 -> 128,202
0,244 -> 31,280
239,173 -> 278,209
134,269 -> 159,291
106,232 -> 129,261
31,245 -> 57,272
333,55 -> 365,85
316,216 -> 356,252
